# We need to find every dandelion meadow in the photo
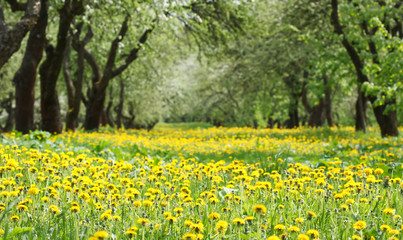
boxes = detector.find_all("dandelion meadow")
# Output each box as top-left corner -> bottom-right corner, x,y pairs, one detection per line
0,124 -> 402,240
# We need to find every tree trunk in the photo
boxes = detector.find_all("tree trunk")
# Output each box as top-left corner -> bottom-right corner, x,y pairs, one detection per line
0,0 -> 41,69
0,92 -> 15,132
84,85 -> 106,130
105,87 -> 114,127
115,78 -> 124,128
39,0 -> 83,134
301,80 -> 325,127
331,0 -> 399,137
64,23 -> 92,131
307,102 -> 325,127
13,0 -> 47,134
83,16 -> 155,130
355,87 -> 367,132
371,97 -> 398,137
286,95 -> 299,128
323,75 -> 334,127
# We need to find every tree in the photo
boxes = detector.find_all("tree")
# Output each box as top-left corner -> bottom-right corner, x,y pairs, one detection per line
330,0 -> 401,137
13,0 -> 47,134
63,22 -> 92,131
39,0 -> 84,134
0,0 -> 41,69
81,16 -> 156,130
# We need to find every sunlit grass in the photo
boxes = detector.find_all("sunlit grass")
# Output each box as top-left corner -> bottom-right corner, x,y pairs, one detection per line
0,125 -> 402,239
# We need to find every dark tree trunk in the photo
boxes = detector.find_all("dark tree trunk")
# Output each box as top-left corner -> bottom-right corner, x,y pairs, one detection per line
0,92 -> 15,132
84,86 -> 106,130
308,102 -> 325,127
323,75 -> 335,127
39,0 -> 84,134
371,97 -> 398,137
355,87 -> 367,132
64,23 -> 92,131
115,78 -> 124,128
13,0 -> 47,134
0,0 -> 41,69
104,86 -> 114,127
301,80 -> 325,128
286,94 -> 299,128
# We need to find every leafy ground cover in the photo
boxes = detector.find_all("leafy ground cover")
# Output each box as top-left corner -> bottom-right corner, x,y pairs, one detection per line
0,124 -> 402,239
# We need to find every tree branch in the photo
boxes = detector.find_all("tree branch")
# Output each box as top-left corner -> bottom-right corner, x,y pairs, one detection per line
83,49 -> 101,84
63,37 -> 75,106
111,21 -> 156,78
5,0 -> 27,12
330,0 -> 369,84
103,15 -> 129,81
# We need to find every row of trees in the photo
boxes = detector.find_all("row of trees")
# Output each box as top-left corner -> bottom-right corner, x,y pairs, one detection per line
173,0 -> 402,137
1,0 -> 244,133
0,0 -> 402,137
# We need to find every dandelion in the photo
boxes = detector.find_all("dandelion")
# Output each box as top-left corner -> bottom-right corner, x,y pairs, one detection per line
267,236 -> 280,240
190,223 -> 204,233
208,212 -> 220,220
297,234 -> 309,240
353,221 -> 367,231
252,204 -> 267,214
182,233 -> 197,240
307,229 -> 319,238
352,235 -> 361,240
383,208 -> 395,215
70,206 -> 80,213
232,218 -> 245,226
381,225 -> 391,232
18,204 -> 28,212
295,217 -> 304,223
288,226 -> 300,232
28,187 -> 39,195
307,211 -> 317,220
137,218 -> 151,226
274,224 -> 286,231
185,220 -> 193,227
94,231 -> 108,239
374,168 -> 384,175
10,215 -> 19,222
388,229 -> 399,236
214,220 -> 228,234
125,230 -> 137,238
166,216 -> 177,224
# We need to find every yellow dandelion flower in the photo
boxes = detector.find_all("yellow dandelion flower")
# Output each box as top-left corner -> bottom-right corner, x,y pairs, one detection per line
190,223 -> 204,233
232,218 -> 245,226
182,232 -> 197,240
10,215 -> 19,222
381,225 -> 391,232
297,234 -> 309,240
252,204 -> 267,214
137,218 -> 151,226
94,230 -> 108,239
214,220 -> 228,234
208,212 -> 220,220
383,208 -> 395,215
307,229 -> 319,238
353,221 -> 367,231
274,224 -> 286,231
288,226 -> 300,232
